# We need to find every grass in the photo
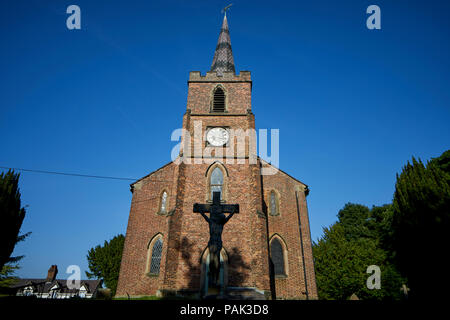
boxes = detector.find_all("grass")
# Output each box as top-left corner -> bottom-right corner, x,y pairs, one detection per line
113,296 -> 162,300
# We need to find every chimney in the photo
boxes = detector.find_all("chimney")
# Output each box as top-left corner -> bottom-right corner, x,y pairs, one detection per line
46,265 -> 58,283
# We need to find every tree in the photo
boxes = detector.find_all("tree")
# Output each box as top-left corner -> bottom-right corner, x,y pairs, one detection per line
0,264 -> 20,290
392,151 -> 450,299
313,203 -> 404,300
337,203 -> 372,241
86,234 -> 125,296
430,150 -> 450,175
0,170 -> 30,272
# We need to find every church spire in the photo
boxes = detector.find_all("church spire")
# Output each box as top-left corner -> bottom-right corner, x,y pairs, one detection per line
210,13 -> 236,74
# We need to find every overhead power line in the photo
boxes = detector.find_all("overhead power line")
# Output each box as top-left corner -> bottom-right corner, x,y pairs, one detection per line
0,166 -> 137,181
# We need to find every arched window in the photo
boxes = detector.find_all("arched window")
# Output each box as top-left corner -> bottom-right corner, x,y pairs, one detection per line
270,237 -> 286,277
269,190 -> 280,216
149,237 -> 163,275
200,247 -> 229,295
212,87 -> 225,112
210,167 -> 224,200
159,191 -> 168,213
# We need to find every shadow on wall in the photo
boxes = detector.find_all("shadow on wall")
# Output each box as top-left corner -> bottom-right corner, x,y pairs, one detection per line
167,236 -> 253,298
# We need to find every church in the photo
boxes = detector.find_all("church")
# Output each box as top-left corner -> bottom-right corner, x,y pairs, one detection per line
116,13 -> 318,300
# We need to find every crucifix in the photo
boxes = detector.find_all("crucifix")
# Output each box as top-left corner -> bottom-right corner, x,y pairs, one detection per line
193,191 -> 239,291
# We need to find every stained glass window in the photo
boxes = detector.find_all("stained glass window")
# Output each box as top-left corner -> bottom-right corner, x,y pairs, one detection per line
271,238 -> 285,276
150,238 -> 163,275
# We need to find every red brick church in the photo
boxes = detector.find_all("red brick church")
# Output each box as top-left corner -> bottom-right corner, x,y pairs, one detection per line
116,13 -> 317,299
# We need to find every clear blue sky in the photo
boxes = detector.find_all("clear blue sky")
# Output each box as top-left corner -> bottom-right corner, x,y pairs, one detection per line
1,0 -> 449,279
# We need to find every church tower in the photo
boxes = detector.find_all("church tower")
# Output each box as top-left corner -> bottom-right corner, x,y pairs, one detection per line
116,13 -> 318,300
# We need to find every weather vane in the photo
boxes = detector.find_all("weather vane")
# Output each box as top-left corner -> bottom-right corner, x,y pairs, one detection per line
222,3 -> 233,16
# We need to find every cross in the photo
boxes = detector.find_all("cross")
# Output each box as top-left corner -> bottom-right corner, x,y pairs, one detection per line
193,192 -> 239,291
400,284 -> 410,298
194,192 -> 239,218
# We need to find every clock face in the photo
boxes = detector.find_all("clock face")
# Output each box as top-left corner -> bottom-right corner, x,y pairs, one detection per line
206,127 -> 229,147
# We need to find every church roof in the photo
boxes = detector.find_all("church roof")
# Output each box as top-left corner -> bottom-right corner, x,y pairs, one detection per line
258,157 -> 309,194
210,14 -> 235,74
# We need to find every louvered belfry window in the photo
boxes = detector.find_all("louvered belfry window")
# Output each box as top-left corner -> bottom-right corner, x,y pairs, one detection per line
150,238 -> 163,275
212,87 -> 225,112
271,238 -> 286,276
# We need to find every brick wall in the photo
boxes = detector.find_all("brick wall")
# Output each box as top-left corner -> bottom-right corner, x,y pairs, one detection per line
262,164 -> 318,299
116,162 -> 175,296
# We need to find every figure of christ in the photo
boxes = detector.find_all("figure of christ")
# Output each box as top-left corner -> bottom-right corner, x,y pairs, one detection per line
193,192 -> 239,289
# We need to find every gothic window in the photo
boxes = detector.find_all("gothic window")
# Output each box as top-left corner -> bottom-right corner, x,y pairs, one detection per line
159,191 -> 168,213
210,167 -> 224,200
149,237 -> 163,275
212,87 -> 225,112
270,237 -> 286,277
269,190 -> 280,216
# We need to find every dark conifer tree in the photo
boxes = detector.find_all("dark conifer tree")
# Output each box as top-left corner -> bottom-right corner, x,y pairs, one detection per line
0,170 -> 30,271
392,151 -> 450,299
